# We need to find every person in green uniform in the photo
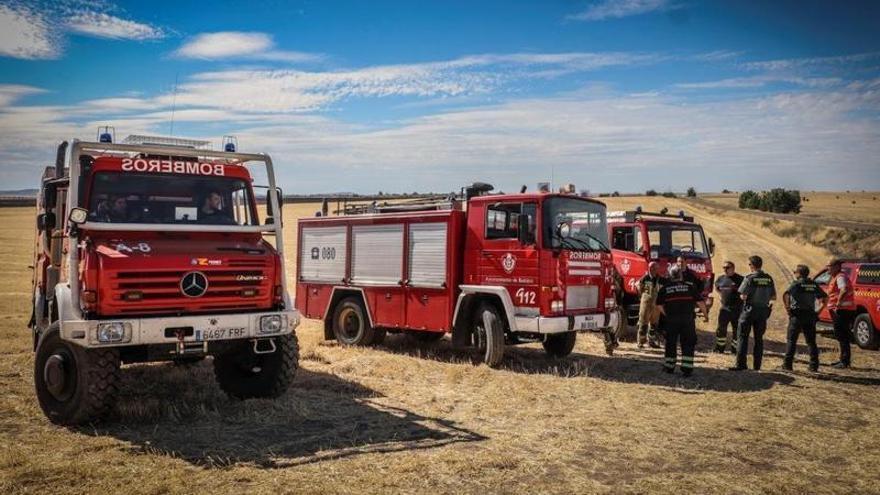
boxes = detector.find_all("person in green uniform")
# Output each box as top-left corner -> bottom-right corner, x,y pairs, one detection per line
782,265 -> 827,372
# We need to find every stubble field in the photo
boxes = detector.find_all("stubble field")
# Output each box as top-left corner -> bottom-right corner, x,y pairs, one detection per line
1,196 -> 879,494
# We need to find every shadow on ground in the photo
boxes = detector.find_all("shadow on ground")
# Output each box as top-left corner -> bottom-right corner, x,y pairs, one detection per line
375,334 -> 797,393
79,366 -> 486,469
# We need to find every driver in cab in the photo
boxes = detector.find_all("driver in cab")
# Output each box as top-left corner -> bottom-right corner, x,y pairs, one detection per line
198,190 -> 236,225
91,195 -> 134,223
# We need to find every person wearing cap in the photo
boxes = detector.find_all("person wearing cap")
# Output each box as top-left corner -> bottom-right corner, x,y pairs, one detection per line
656,263 -> 709,376
782,264 -> 827,372
714,261 -> 744,353
730,255 -> 776,371
636,261 -> 662,349
826,259 -> 856,369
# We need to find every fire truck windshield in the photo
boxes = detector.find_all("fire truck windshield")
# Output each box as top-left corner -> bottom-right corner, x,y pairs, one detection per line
646,223 -> 708,258
87,172 -> 258,226
543,197 -> 609,251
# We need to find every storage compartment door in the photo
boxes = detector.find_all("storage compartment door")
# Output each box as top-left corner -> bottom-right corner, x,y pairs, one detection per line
351,224 -> 404,285
300,226 -> 347,283
406,222 -> 451,332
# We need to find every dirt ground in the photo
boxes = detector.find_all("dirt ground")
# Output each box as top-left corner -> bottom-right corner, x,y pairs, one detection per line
2,198 -> 880,495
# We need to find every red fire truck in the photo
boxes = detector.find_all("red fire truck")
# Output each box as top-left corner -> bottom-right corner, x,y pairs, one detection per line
815,261 -> 880,350
30,132 -> 299,425
607,209 -> 715,332
295,184 -> 618,366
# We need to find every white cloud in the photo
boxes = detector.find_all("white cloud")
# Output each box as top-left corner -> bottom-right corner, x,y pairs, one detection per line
143,51 -> 661,113
0,84 -> 46,107
1,49 -> 877,193
66,12 -> 165,40
675,76 -> 842,90
173,32 -> 320,62
567,0 -> 674,21
0,4 -> 60,59
743,52 -> 880,72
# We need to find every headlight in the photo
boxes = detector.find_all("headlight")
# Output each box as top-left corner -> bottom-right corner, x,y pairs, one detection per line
260,315 -> 284,334
97,322 -> 126,343
551,300 -> 564,313
605,297 -> 617,309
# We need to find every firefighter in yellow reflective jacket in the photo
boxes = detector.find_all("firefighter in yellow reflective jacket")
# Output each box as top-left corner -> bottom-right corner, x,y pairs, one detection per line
637,261 -> 662,349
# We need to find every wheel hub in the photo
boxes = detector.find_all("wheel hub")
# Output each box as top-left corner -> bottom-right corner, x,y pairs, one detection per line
339,309 -> 361,340
44,353 -> 70,400
856,321 -> 870,344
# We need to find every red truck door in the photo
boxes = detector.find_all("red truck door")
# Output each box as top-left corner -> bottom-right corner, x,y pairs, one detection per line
478,201 -> 539,312
610,223 -> 648,295
814,269 -> 833,322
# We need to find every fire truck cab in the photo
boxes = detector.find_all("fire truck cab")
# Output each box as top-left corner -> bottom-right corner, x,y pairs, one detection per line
295,184 -> 618,367
30,133 -> 299,425
607,209 -> 715,332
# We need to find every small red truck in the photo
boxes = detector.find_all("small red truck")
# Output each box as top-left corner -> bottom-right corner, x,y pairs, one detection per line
607,209 -> 715,331
815,261 -> 880,350
294,184 -> 618,366
30,133 -> 299,424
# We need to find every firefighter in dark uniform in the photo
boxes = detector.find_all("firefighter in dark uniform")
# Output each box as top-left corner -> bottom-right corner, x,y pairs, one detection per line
656,264 -> 709,376
730,255 -> 776,371
714,261 -> 744,353
782,264 -> 827,372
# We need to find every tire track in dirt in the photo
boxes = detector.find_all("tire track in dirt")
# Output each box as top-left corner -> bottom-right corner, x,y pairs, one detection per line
692,205 -> 795,285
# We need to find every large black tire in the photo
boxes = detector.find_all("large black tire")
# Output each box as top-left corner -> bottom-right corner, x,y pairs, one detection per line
371,327 -> 387,346
34,323 -> 120,425
473,302 -> 505,367
853,314 -> 878,350
407,330 -> 445,344
331,297 -> 377,346
614,306 -> 631,342
214,334 -> 299,399
543,332 -> 577,358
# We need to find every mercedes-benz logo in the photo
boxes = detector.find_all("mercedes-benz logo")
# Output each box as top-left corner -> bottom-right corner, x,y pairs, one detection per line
180,271 -> 209,298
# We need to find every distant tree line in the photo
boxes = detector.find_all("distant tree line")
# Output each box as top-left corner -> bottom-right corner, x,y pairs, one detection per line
738,188 -> 802,214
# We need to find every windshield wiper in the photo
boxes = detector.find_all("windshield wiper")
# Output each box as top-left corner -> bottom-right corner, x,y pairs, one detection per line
550,231 -> 581,251
217,246 -> 266,254
576,231 -> 610,252
552,232 -> 607,252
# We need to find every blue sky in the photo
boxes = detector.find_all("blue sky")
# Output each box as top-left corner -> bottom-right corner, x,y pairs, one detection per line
1,0 -> 879,194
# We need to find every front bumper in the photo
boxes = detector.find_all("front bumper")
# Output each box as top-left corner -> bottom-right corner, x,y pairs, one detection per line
514,311 -> 618,335
59,309 -> 300,348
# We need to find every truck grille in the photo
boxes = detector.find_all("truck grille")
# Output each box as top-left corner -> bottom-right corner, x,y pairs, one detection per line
103,258 -> 272,315
566,286 -> 599,310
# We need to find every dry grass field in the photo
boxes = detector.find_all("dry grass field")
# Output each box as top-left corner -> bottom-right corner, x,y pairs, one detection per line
2,197 -> 880,494
700,191 -> 880,225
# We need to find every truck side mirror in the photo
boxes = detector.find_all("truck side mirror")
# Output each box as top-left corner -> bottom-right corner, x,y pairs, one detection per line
708,237 -> 715,256
266,188 -> 284,224
518,217 -> 535,245
37,212 -> 56,232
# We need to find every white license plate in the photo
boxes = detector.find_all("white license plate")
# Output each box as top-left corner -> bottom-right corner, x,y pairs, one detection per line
195,327 -> 246,341
574,315 -> 601,331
